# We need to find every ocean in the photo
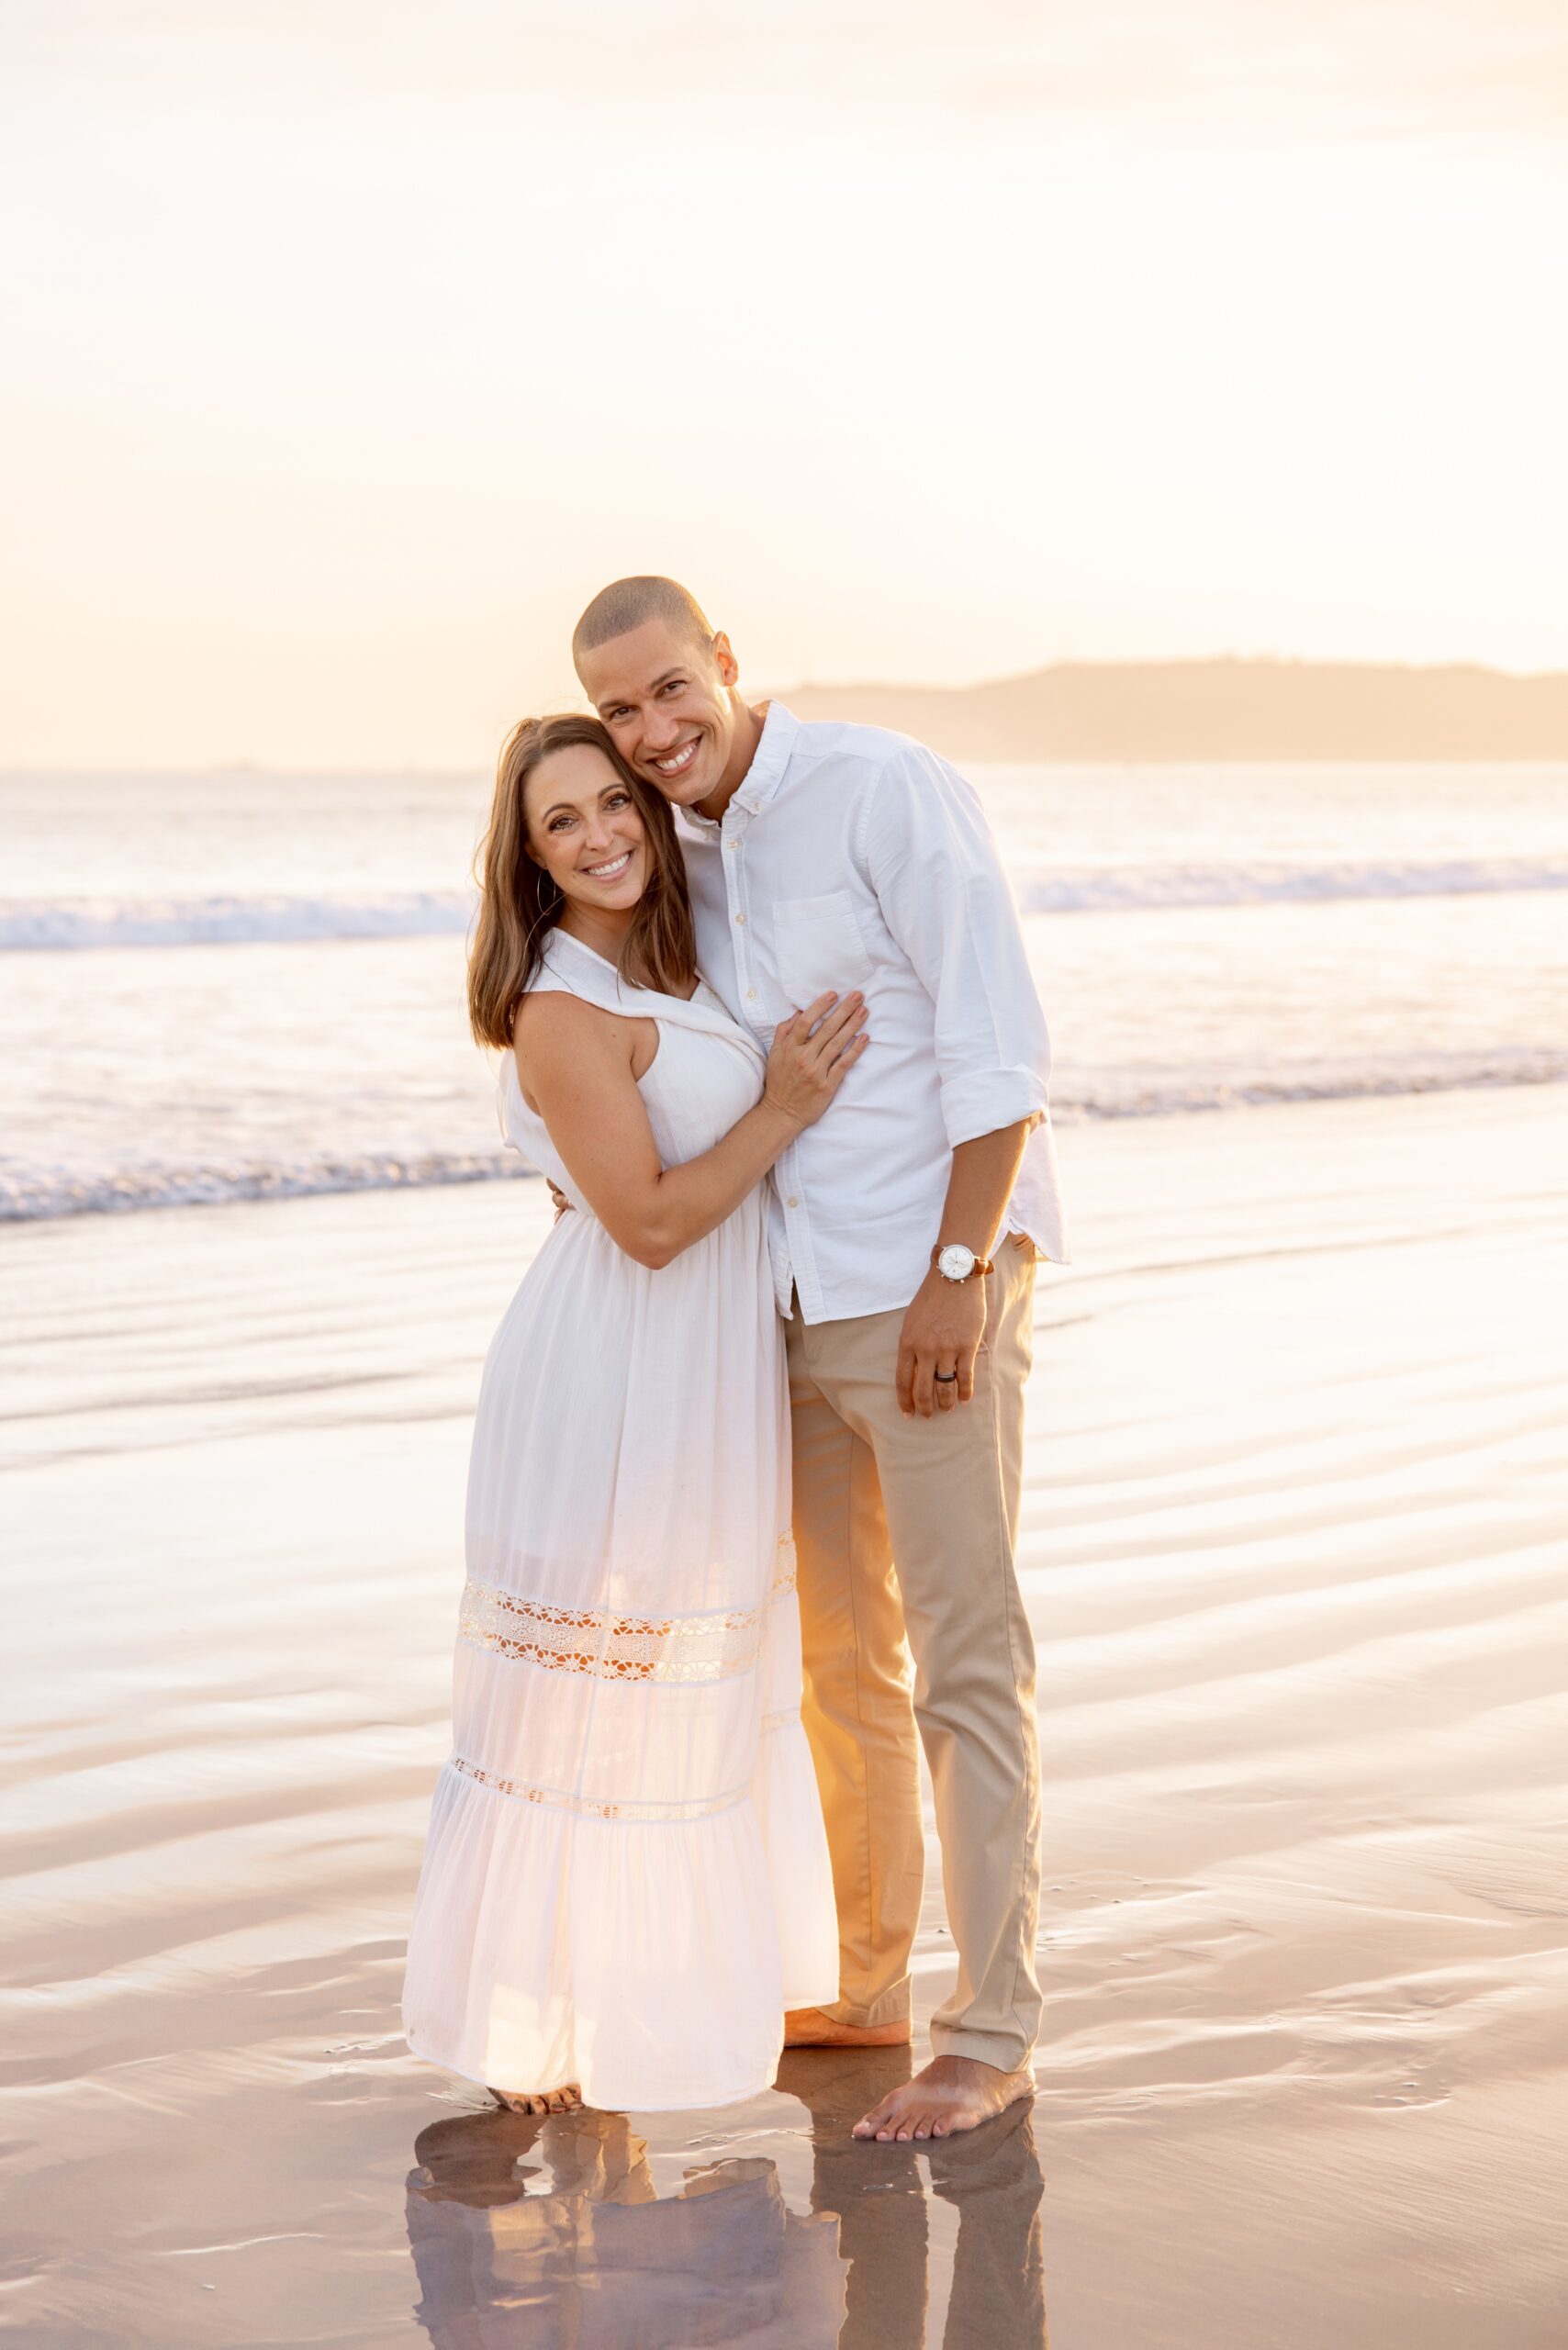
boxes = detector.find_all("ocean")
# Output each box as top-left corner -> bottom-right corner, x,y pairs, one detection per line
3,760 -> 1565,1221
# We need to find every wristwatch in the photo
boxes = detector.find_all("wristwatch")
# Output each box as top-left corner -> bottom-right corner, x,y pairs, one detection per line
932,1241 -> 993,1283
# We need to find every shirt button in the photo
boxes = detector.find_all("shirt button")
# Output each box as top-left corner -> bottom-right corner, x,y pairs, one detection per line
746,988 -> 757,1000
785,1195 -> 799,1209
734,912 -> 745,925
725,838 -> 740,852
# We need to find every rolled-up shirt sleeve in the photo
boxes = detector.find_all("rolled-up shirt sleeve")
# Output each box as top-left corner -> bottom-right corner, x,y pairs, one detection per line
855,742 -> 1053,1148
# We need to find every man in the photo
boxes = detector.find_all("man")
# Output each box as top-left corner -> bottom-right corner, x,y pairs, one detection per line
573,577 -> 1070,2142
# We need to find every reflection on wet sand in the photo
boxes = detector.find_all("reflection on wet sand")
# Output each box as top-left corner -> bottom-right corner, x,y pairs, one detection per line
407,2053 -> 1047,2348
407,2104 -> 846,2347
777,2051 -> 1047,2350
7,1098 -> 1567,2344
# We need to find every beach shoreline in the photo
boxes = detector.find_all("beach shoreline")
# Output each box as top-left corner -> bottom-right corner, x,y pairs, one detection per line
4,1085 -> 1566,2346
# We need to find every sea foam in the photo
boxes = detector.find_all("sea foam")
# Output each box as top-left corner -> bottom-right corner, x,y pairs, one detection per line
0,891 -> 474,951
6,856 -> 1568,951
6,1048 -> 1566,1223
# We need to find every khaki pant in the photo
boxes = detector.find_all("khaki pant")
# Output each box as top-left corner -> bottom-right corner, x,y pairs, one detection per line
785,1236 -> 1042,2074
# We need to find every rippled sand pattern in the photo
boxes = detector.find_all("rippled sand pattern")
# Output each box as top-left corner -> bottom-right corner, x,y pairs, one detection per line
2,1089 -> 1565,2345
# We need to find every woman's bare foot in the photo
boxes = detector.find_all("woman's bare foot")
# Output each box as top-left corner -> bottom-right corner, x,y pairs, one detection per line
487,2082 -> 582,2117
851,2054 -> 1034,2142
784,2006 -> 912,2050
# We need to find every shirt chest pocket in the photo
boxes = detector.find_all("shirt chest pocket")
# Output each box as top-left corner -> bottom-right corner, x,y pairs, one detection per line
771,890 -> 873,1013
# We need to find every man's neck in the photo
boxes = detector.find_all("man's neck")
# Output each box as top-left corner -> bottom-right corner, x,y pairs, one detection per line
693,695 -> 767,823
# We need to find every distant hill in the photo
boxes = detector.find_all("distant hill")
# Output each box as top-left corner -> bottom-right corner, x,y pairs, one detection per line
778,658 -> 1568,762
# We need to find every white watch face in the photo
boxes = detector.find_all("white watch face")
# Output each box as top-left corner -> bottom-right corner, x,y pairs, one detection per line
937,1244 -> 976,1281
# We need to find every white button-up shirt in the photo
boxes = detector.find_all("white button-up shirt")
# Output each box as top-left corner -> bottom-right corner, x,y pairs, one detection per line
678,701 -> 1070,1323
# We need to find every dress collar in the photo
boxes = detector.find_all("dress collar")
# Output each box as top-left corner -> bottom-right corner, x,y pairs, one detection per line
535,925 -> 761,1060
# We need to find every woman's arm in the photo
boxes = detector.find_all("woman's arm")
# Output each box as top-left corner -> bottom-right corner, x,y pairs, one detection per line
517,989 -> 866,1270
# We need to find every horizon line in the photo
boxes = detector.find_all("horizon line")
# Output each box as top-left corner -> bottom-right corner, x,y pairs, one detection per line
779,650 -> 1568,694
6,652 -> 1568,777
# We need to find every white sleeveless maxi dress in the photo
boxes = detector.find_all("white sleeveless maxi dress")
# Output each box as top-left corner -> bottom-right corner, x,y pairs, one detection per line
402,928 -> 838,2110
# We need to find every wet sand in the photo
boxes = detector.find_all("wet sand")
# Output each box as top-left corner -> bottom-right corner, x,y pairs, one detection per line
3,1087 -> 1566,2347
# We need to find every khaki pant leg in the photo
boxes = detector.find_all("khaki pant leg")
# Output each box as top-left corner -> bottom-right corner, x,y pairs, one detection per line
786,1307 -> 925,2031
802,1239 -> 1042,2072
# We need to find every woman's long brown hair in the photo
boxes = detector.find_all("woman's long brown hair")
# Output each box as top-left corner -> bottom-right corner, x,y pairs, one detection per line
467,712 -> 698,1049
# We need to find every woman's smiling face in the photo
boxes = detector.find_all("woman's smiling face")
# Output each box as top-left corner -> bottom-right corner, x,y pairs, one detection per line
522,742 -> 649,914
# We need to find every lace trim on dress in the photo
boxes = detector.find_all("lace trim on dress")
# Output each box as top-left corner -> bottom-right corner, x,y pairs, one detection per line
449,1753 -> 746,1822
457,1539 -> 797,1685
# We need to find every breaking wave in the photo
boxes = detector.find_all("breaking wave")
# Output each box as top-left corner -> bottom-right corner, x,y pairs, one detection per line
6,856 -> 1568,951
6,1050 -> 1565,1223
1013,856 -> 1568,914
0,891 -> 474,951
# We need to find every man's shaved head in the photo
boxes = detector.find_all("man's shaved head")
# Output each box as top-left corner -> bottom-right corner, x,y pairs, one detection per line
572,576 -> 714,673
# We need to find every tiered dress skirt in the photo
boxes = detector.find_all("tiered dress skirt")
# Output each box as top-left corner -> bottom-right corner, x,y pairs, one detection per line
403,940 -> 838,2109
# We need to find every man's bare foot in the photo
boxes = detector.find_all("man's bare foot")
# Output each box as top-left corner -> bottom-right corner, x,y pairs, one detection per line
852,2053 -> 1034,2142
487,2082 -> 582,2117
784,2006 -> 912,2050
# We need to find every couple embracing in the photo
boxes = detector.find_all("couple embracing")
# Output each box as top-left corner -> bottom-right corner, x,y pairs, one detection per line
402,577 -> 1069,2143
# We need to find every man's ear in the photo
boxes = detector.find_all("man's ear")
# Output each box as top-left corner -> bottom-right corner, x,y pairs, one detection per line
711,632 -> 740,688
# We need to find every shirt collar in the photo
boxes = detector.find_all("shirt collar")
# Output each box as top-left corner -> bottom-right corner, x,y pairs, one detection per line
732,699 -> 798,815
678,699 -> 799,835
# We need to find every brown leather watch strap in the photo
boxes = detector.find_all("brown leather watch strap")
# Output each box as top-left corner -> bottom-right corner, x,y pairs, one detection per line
931,1243 -> 994,1279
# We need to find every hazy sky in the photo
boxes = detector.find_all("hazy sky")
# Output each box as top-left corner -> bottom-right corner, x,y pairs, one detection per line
4,0 -> 1566,765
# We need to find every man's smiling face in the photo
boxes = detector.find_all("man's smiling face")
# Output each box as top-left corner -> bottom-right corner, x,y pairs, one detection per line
577,618 -> 743,812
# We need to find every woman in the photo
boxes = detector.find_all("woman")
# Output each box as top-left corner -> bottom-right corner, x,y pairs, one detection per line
402,712 -> 864,2115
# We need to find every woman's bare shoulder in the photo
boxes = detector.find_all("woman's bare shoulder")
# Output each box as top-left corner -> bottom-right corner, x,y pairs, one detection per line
517,985 -> 617,1041
513,987 -> 641,1077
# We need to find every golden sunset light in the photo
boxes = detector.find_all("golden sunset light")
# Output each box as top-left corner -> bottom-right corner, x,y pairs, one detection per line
6,12 -> 1568,2345
4,0 -> 1566,765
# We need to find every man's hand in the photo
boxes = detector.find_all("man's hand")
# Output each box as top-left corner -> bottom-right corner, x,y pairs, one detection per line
547,1179 -> 574,1222
896,1270 -> 988,1419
